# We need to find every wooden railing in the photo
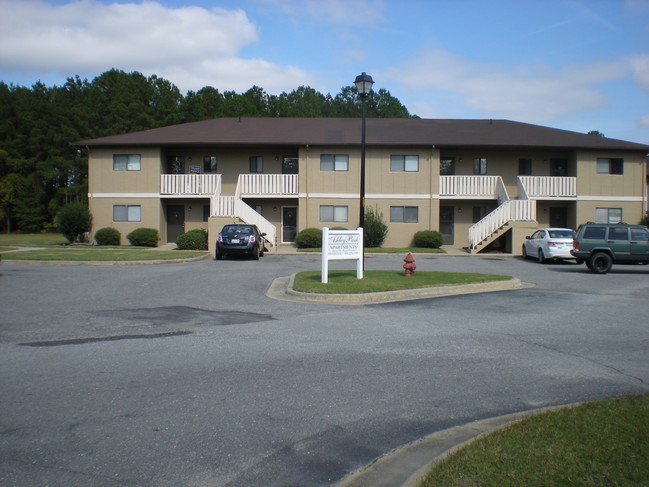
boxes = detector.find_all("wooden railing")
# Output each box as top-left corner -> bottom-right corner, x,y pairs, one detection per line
517,176 -> 576,198
238,174 -> 299,196
161,174 -> 220,195
439,175 -> 501,197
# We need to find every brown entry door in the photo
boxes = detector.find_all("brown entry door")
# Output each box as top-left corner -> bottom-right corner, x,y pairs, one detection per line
440,206 -> 454,245
167,205 -> 185,243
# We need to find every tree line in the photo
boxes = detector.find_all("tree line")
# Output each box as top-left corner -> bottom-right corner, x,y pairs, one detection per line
0,68 -> 412,233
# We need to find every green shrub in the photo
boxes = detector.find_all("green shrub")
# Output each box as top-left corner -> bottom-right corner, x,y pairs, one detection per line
641,213 -> 649,226
414,230 -> 444,248
176,228 -> 208,250
56,202 -> 92,243
295,227 -> 322,248
94,227 -> 121,246
363,206 -> 388,248
126,227 -> 159,247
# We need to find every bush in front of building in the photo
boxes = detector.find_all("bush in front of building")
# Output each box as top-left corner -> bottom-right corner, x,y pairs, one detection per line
176,228 -> 208,250
413,230 -> 444,248
364,206 -> 388,248
126,227 -> 159,247
295,227 -> 322,248
94,227 -> 121,246
56,202 -> 92,244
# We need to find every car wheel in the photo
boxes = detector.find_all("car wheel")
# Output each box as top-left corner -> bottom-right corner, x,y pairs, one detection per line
588,252 -> 613,274
537,249 -> 545,264
522,245 -> 528,259
253,245 -> 260,260
215,248 -> 223,260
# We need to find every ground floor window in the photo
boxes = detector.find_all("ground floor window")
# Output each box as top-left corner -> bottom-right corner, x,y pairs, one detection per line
320,205 -> 348,222
202,205 -> 210,222
390,206 -> 418,223
113,205 -> 141,222
595,208 -> 622,223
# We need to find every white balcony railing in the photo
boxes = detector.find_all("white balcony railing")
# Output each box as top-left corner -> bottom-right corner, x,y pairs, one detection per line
161,174 -> 221,195
237,174 -> 299,197
517,176 -> 576,199
439,175 -> 500,197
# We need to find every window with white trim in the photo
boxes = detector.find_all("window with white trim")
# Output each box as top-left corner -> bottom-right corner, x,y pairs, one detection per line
390,206 -> 419,223
390,155 -> 419,172
320,154 -> 349,171
113,205 -> 141,222
203,156 -> 217,173
320,205 -> 348,222
597,158 -> 623,175
595,208 -> 622,223
113,154 -> 141,171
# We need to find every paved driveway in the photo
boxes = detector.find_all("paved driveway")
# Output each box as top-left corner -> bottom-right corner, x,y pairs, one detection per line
1,255 -> 648,486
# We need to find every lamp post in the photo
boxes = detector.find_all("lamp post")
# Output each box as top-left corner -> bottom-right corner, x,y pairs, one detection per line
354,72 -> 374,232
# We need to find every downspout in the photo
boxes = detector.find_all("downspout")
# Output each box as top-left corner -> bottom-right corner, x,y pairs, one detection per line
430,145 -> 435,231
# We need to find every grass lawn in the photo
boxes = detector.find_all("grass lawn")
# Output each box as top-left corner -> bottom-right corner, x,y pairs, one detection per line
421,393 -> 649,487
1,247 -> 208,261
292,270 -> 511,294
0,232 -> 68,247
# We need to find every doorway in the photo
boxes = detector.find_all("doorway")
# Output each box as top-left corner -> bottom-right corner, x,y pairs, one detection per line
440,206 -> 454,245
282,207 -> 297,243
167,205 -> 185,243
549,207 -> 568,228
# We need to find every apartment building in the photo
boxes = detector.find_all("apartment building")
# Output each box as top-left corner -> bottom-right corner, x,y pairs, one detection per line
78,117 -> 649,254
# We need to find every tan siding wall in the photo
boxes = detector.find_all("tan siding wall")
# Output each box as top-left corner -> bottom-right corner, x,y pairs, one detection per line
575,151 -> 644,197
88,197 -> 163,245
89,147 -> 162,194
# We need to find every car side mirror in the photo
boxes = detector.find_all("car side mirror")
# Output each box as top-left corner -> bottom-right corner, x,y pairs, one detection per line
525,236 -> 531,240
261,232 -> 267,237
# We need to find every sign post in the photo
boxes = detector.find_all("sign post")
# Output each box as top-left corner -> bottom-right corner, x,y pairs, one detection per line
321,227 -> 364,283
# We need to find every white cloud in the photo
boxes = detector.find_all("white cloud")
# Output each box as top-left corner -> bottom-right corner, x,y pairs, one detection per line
0,0 -> 313,92
385,49 -> 633,122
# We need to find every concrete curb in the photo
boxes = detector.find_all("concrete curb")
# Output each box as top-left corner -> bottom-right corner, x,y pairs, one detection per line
266,275 -> 533,305
335,404 -> 574,487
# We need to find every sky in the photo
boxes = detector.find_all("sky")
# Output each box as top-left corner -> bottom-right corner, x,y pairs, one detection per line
1,0 -> 648,144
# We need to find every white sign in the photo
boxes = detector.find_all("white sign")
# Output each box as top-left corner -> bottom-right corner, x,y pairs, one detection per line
321,227 -> 363,283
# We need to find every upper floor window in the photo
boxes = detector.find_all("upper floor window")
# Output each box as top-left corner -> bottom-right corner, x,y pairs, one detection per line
320,205 -> 348,222
113,154 -> 141,171
249,156 -> 263,173
320,154 -> 349,171
518,158 -> 532,175
597,158 -> 623,175
390,206 -> 419,223
113,205 -> 141,222
440,157 -> 455,175
203,156 -> 218,173
550,158 -> 567,176
391,155 -> 419,172
473,158 -> 487,175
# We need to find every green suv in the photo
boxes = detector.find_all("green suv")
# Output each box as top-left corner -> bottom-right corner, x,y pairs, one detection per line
571,222 -> 649,273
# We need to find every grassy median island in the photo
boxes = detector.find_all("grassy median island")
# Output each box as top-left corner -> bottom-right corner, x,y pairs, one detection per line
421,393 -> 649,487
292,270 -> 512,294
1,247 -> 207,261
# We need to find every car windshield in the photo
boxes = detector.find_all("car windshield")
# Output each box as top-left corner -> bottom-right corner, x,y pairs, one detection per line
548,230 -> 575,239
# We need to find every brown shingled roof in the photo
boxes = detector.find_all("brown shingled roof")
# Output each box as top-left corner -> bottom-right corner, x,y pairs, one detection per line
75,117 -> 649,151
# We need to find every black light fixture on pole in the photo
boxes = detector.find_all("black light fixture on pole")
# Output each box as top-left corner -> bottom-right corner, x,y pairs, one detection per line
354,71 -> 374,235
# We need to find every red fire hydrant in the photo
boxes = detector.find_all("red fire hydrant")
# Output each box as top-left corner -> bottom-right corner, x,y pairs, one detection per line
403,253 -> 416,277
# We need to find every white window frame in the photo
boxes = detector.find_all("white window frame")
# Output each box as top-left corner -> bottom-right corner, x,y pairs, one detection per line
320,154 -> 349,172
595,208 -> 622,224
473,158 -> 487,175
390,155 -> 419,172
113,154 -> 141,171
597,157 -> 623,175
320,205 -> 348,222
113,205 -> 141,222
390,206 -> 419,223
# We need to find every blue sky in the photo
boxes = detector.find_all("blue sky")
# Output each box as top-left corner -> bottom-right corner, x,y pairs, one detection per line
1,0 -> 648,144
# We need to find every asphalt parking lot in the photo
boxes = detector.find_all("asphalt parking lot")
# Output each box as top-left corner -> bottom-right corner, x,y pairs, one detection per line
1,255 -> 648,486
